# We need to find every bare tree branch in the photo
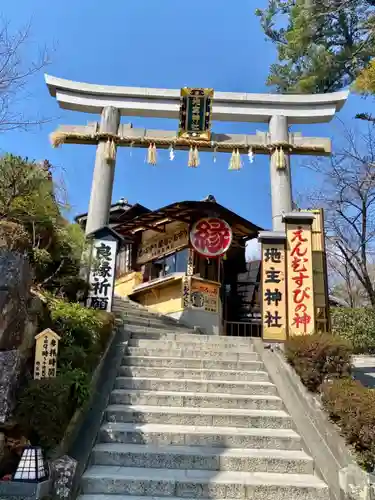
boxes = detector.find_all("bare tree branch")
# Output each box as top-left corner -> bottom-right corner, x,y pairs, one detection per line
0,17 -> 51,132
301,120 -> 375,306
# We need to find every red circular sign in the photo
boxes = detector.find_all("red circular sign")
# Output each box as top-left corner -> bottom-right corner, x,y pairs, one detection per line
190,218 -> 232,258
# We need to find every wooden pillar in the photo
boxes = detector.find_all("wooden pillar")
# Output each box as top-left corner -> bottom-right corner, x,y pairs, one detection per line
85,106 -> 121,235
306,209 -> 330,333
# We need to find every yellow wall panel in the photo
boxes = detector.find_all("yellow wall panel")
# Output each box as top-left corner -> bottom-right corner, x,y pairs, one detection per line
135,281 -> 183,315
115,272 -> 143,297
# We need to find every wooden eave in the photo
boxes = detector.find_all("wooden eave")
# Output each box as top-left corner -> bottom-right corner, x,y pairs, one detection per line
113,200 -> 262,241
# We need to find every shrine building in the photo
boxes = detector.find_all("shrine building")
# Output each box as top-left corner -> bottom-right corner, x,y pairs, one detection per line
76,195 -> 263,336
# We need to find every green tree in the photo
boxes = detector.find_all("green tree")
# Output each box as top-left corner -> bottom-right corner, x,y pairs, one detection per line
0,154 -> 87,299
256,0 -> 375,93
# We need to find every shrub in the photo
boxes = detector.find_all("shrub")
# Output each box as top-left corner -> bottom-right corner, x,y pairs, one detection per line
13,296 -> 114,452
15,376 -> 75,451
57,344 -> 96,373
95,310 -> 115,353
60,368 -> 91,407
48,298 -> 102,349
15,369 -> 91,452
321,378 -> 375,471
331,307 -> 375,354
46,297 -> 114,367
285,333 -> 353,392
0,220 -> 30,252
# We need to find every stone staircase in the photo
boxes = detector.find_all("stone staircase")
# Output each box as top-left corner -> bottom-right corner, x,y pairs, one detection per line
77,297 -> 329,500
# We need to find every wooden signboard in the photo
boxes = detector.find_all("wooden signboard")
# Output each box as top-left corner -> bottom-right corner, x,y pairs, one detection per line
178,88 -> 213,140
181,276 -> 191,309
34,329 -> 61,380
136,224 -> 189,265
286,222 -> 315,336
261,240 -> 287,342
190,279 -> 219,313
86,237 -> 118,312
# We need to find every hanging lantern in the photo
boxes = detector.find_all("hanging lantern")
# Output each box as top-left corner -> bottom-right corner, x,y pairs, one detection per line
13,446 -> 49,482
190,218 -> 233,258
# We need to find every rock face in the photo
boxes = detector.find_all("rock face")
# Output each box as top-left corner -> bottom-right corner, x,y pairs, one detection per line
0,250 -> 32,350
0,250 -> 38,426
0,350 -> 22,424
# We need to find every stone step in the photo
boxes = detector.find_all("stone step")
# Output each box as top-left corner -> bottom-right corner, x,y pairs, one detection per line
122,325 -> 195,336
81,466 -> 329,499
122,355 -> 264,371
113,301 -> 150,309
128,339 -> 255,351
105,405 -> 293,429
126,347 -> 259,361
110,389 -> 282,410
114,377 -> 277,396
91,443 -> 314,474
99,422 -> 302,450
121,311 -> 178,322
123,319 -> 192,331
114,307 -> 181,323
118,366 -> 270,382
130,331 -> 254,343
121,316 -> 193,329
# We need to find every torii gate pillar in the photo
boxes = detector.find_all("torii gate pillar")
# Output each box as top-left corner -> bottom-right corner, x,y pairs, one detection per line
269,115 -> 292,231
86,107 -> 120,235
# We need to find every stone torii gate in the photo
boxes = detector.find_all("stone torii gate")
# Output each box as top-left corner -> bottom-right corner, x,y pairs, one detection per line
45,74 -> 349,234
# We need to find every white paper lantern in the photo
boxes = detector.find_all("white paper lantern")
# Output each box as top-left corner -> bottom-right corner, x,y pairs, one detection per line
13,446 -> 49,482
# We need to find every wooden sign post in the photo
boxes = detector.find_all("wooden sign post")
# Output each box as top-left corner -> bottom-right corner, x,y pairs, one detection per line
258,231 -> 287,342
34,329 -> 61,380
283,212 -> 316,336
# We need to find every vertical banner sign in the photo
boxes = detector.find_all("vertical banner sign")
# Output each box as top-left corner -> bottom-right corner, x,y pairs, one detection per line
262,242 -> 287,342
286,223 -> 315,335
307,209 -> 330,333
87,238 -> 117,312
34,329 -> 61,380
178,88 -> 213,140
187,248 -> 194,276
181,276 -> 191,309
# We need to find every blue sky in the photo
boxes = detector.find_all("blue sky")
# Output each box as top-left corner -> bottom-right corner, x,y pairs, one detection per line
0,0 -> 373,257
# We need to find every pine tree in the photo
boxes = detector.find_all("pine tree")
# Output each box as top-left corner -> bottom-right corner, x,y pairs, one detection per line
256,0 -> 375,93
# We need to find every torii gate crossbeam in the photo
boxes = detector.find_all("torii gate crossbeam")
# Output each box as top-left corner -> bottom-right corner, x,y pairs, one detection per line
45,74 -> 349,233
